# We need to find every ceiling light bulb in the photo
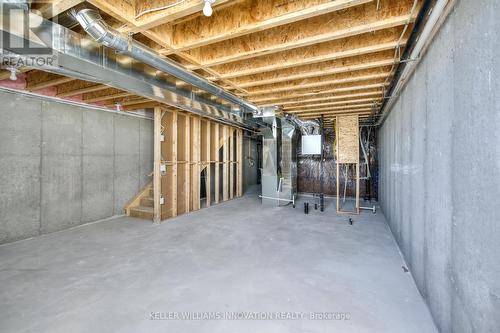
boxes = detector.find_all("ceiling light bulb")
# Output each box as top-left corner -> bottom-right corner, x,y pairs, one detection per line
203,1 -> 213,17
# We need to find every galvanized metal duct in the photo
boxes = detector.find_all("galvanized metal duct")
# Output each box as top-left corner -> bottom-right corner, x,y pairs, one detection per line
73,9 -> 260,115
0,6 -> 258,129
260,114 -> 298,206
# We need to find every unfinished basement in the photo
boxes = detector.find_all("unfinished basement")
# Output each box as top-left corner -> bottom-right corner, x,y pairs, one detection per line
0,0 -> 499,332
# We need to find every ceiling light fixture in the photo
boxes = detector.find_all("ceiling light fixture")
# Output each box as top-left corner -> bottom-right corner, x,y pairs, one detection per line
203,0 -> 215,17
7,67 -> 17,81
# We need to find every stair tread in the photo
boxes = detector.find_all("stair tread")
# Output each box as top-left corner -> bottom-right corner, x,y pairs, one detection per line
140,197 -> 154,207
131,206 -> 154,213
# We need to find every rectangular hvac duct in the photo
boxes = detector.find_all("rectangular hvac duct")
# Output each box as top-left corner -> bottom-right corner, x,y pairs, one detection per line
260,116 -> 297,206
0,7 -> 258,130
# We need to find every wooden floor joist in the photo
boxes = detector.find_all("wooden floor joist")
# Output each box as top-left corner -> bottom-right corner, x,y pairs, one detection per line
172,0 -> 371,51
30,0 -> 84,19
298,107 -> 377,117
129,0 -> 235,33
57,84 -> 108,98
124,101 -> 161,111
262,90 -> 385,107
187,1 -> 417,67
292,102 -> 380,114
243,69 -> 392,96
18,0 -> 424,125
26,72 -> 76,91
233,57 -> 397,89
285,97 -> 383,110
302,110 -> 373,118
208,27 -> 407,78
83,91 -> 133,103
250,82 -> 390,103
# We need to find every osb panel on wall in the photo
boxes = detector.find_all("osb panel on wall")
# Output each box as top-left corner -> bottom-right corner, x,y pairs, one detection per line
337,115 -> 359,163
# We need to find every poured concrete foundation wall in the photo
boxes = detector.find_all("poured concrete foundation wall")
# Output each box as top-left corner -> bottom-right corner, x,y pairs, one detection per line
0,89 -> 153,244
378,1 -> 500,332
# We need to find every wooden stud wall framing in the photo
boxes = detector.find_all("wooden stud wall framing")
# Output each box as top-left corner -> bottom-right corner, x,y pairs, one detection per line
222,126 -> 229,202
237,129 -> 243,197
153,107 -> 162,223
229,128 -> 234,200
202,119 -> 211,208
191,116 -> 201,211
153,107 -> 243,223
11,1 -> 425,220
213,123 -> 220,204
161,109 -> 178,220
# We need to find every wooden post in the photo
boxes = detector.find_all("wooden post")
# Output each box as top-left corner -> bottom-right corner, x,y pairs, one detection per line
222,126 -> 229,201
335,115 -> 360,214
214,123 -> 220,204
192,116 -> 201,211
171,111 -> 178,217
229,128 -> 234,199
185,115 -> 191,213
153,107 -> 162,224
237,129 -> 243,197
355,161 -> 360,214
206,120 -> 211,207
335,117 -> 340,214
336,163 -> 340,214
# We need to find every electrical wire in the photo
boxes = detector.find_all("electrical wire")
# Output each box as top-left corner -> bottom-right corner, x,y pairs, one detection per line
382,0 -> 419,102
342,164 -> 349,204
359,127 -> 371,179
134,0 -> 187,20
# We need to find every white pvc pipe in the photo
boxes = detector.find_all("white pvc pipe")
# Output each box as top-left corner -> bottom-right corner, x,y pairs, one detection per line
360,206 -> 376,213
259,195 -> 294,203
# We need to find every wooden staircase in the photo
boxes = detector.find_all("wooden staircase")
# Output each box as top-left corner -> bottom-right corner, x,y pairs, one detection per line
125,182 -> 154,220
124,109 -> 243,223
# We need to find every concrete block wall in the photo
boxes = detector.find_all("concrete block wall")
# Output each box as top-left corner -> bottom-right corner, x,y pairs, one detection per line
378,1 -> 500,332
0,89 -> 153,244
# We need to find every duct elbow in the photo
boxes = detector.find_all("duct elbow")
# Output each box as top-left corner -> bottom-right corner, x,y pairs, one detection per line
74,9 -> 128,52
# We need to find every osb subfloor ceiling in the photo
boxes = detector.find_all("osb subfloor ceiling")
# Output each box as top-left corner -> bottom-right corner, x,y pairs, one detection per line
9,0 -> 422,123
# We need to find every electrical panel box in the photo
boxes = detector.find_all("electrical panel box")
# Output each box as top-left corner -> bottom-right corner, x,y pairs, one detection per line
301,135 -> 321,155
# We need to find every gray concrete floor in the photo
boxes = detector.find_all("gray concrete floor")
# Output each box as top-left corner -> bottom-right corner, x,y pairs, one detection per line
0,187 -> 437,333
